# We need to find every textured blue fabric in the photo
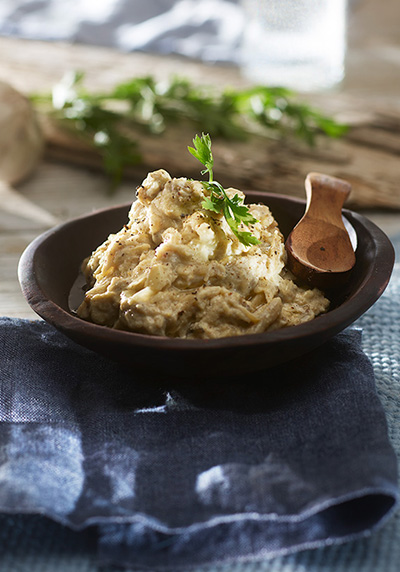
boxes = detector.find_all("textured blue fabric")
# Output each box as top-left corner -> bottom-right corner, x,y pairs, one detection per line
0,296 -> 399,570
95,332 -> 399,570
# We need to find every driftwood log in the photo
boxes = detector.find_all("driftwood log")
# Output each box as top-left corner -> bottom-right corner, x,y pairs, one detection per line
41,108 -> 400,210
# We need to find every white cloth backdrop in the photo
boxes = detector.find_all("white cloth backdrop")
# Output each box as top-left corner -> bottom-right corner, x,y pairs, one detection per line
0,0 -> 245,63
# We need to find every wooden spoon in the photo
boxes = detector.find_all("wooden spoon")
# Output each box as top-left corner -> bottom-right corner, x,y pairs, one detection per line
285,172 -> 356,290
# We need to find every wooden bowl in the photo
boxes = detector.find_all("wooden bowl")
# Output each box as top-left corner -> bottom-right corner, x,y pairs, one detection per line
18,192 -> 394,380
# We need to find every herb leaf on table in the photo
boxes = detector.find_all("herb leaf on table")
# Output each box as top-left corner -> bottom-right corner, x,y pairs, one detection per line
32,72 -> 348,189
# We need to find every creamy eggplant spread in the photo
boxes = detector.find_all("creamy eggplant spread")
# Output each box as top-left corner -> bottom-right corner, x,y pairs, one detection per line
77,170 -> 329,338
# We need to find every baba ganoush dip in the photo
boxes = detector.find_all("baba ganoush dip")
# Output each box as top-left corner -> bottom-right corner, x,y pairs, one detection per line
77,170 -> 329,338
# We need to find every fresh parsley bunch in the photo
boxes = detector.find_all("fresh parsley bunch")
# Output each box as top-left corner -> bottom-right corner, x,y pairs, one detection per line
32,73 -> 347,191
188,133 -> 260,246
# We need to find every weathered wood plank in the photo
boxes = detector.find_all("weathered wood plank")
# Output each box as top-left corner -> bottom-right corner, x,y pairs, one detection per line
41,111 -> 400,209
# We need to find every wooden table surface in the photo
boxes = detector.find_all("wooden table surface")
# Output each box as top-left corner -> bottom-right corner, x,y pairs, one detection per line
1,0 -> 400,320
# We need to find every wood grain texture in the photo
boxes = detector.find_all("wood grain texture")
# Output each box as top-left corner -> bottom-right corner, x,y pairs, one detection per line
41,110 -> 400,209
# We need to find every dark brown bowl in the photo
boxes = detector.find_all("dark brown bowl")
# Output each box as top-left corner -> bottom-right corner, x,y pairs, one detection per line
18,192 -> 394,380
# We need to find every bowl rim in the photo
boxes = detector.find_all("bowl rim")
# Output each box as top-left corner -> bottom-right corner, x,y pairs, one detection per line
18,192 -> 395,351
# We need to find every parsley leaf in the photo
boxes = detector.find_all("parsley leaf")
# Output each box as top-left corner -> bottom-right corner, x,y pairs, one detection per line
189,134 -> 260,246
188,133 -> 214,181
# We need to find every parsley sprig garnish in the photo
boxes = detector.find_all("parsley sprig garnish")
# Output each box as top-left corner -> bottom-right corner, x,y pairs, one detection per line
188,134 -> 260,246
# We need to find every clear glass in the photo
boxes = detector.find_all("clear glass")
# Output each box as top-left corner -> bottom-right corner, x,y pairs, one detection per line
239,0 -> 347,91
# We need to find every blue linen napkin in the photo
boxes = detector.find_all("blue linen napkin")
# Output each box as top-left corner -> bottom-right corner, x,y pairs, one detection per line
0,317 -> 398,570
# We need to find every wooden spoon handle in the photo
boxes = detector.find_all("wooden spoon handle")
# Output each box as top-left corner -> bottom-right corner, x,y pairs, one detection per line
304,172 -> 351,225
